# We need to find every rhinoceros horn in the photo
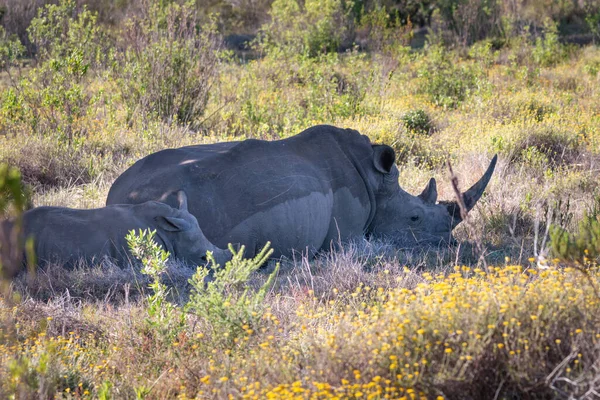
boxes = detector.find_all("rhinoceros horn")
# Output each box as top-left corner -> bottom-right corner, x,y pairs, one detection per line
418,178 -> 438,204
445,155 -> 498,227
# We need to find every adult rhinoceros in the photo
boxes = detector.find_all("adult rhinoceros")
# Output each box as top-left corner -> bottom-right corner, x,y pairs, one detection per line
107,125 -> 497,258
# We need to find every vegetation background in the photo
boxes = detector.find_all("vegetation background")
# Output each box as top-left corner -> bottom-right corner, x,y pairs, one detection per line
1,0 -> 600,398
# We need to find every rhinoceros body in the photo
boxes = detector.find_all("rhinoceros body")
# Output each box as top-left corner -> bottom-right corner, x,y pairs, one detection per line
1,191 -> 229,276
107,125 -> 497,258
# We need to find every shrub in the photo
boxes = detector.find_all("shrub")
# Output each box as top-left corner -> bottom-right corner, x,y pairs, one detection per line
417,45 -> 485,108
261,0 -> 353,58
186,243 -> 279,345
0,0 -> 111,143
401,109 -> 433,135
114,0 -> 221,127
214,52 -> 371,137
0,165 -> 31,283
434,0 -> 504,46
0,26 -> 24,71
0,0 -> 50,53
127,228 -> 183,343
532,20 -> 567,67
508,126 -> 581,170
550,196 -> 600,266
358,5 -> 414,54
586,7 -> 600,44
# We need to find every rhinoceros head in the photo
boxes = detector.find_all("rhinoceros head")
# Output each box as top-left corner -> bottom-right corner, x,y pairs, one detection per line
149,191 -> 231,267
367,146 -> 497,246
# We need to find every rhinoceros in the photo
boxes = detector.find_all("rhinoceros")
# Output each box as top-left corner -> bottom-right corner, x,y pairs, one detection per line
107,125 -> 497,258
0,191 -> 229,277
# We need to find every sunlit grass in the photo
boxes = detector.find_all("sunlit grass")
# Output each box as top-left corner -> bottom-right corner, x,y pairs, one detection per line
2,262 -> 599,398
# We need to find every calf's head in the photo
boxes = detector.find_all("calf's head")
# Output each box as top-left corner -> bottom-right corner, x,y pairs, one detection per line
367,145 -> 497,246
143,191 -> 231,267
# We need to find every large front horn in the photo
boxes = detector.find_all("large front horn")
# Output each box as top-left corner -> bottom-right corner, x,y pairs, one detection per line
445,155 -> 498,227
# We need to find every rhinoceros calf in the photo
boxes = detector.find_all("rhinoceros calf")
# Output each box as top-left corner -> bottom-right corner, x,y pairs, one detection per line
0,191 -> 229,277
107,125 -> 497,258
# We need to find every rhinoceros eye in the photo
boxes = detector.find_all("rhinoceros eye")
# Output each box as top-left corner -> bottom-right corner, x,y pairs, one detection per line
410,215 -> 420,222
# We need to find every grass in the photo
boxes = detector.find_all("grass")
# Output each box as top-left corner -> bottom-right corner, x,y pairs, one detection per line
2,0 -> 600,398
2,250 -> 600,398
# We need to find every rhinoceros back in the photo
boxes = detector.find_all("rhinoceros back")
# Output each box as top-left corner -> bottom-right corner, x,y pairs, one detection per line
106,127 -> 375,257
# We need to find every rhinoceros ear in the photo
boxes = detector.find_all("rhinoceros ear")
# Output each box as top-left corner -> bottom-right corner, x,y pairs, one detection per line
155,216 -> 191,232
175,190 -> 188,212
418,178 -> 438,204
372,145 -> 396,174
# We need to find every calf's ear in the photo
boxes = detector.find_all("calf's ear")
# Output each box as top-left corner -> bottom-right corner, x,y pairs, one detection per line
176,190 -> 188,211
155,216 -> 191,232
372,145 -> 396,174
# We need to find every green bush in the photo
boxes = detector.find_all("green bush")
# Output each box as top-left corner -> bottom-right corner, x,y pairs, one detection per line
0,0 -> 110,142
0,165 -> 33,289
262,0 -> 353,58
216,52 -> 371,136
0,26 -> 25,71
114,0 -> 220,127
434,0 -> 504,45
358,5 -> 414,54
417,45 -> 485,108
127,228 -> 184,343
532,20 -> 567,67
401,109 -> 432,134
550,198 -> 600,266
186,243 -> 279,345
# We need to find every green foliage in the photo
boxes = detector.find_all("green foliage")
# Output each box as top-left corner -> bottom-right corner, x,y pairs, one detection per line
550,200 -> 600,266
126,228 -> 183,341
585,5 -> 600,44
358,5 -> 413,54
115,0 -> 220,127
0,26 -> 25,71
262,0 -> 353,58
503,126 -> 580,171
218,52 -> 371,136
0,164 -> 29,216
417,45 -> 485,108
304,0 -> 352,56
186,242 -> 279,345
97,380 -> 113,400
583,59 -> 600,77
434,0 -> 504,45
359,0 -> 435,27
401,109 -> 432,134
0,165 -> 33,284
27,0 -> 103,66
0,0 -> 109,143
532,20 -> 567,67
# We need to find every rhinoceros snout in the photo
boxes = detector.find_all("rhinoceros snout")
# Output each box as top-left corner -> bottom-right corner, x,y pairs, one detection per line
210,249 -> 232,268
380,229 -> 457,248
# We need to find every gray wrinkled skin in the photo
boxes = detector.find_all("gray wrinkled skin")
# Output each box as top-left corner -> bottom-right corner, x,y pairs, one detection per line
3,191 -> 229,276
107,125 -> 497,258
